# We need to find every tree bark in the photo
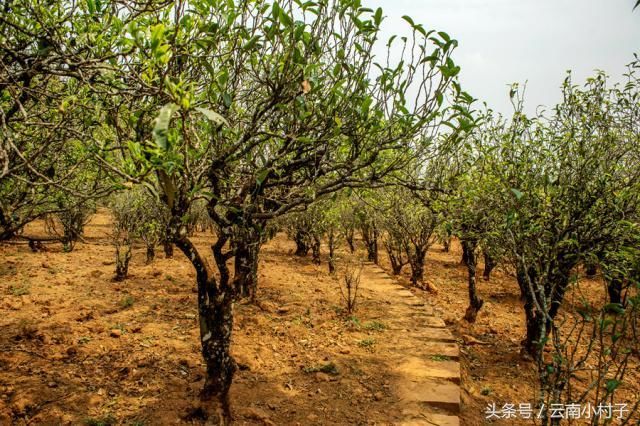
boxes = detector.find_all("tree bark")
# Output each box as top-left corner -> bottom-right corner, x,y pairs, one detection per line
517,260 -> 572,356
362,224 -> 378,264
384,239 -> 406,275
199,293 -> 236,423
408,246 -> 427,287
607,276 -> 622,304
0,229 -> 15,241
482,249 -> 496,281
389,253 -> 404,275
163,241 -> 174,258
146,245 -> 155,264
461,243 -> 469,266
311,234 -> 321,265
463,240 -> 484,322
328,230 -> 336,274
345,230 -> 355,253
114,242 -> 131,281
232,226 -> 261,301
175,235 -> 236,423
294,230 -> 309,256
517,266 -> 546,355
442,237 -> 450,253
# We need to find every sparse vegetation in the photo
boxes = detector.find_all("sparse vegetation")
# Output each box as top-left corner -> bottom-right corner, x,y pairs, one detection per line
83,414 -> 117,426
339,262 -> 363,316
119,295 -> 135,310
303,362 -> 340,376
8,282 -> 30,296
363,321 -> 386,331
357,338 -> 376,348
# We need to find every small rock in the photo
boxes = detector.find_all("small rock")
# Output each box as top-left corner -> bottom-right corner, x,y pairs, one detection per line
307,413 -> 319,421
462,334 -> 489,346
339,349 -> 350,355
47,382 -> 58,388
256,301 -> 277,313
276,306 -> 290,314
41,262 -> 50,269
7,301 -> 22,311
110,329 -> 122,338
374,391 -> 384,401
0,400 -> 11,424
87,395 -> 102,407
242,407 -> 275,426
11,395 -> 33,415
315,372 -> 331,382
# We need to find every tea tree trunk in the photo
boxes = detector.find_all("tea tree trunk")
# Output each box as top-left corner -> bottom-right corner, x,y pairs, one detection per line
115,242 -> 132,281
311,234 -> 321,265
175,237 -> 237,423
199,293 -> 236,422
607,275 -> 623,304
517,260 -> 573,356
345,229 -> 355,253
146,245 -> 155,264
384,238 -> 406,275
362,224 -> 379,264
233,226 -> 262,300
294,230 -> 309,256
463,240 -> 484,322
328,229 -> 336,274
482,249 -> 496,281
163,241 -> 174,258
408,246 -> 427,287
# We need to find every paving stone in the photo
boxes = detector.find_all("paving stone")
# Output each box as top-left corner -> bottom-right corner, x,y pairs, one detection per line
409,327 -> 456,343
396,379 -> 460,413
393,356 -> 460,383
399,412 -> 460,426
358,263 -> 460,425
391,340 -> 460,358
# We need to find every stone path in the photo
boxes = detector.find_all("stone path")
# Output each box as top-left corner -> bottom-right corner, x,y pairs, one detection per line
359,262 -> 461,426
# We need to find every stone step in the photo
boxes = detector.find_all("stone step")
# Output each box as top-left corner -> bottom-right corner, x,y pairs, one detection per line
393,356 -> 460,384
392,341 -> 460,360
360,262 -> 460,425
399,412 -> 460,426
413,316 -> 446,328
386,315 -> 446,330
385,305 -> 435,317
410,327 -> 457,342
396,379 -> 460,414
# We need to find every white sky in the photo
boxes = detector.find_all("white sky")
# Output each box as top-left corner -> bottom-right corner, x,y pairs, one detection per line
373,0 -> 640,115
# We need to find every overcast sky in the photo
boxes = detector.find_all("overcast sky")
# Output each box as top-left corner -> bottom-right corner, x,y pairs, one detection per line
374,0 -> 640,115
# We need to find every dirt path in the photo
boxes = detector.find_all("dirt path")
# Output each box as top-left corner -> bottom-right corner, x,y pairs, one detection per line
357,263 -> 460,426
1,219 -> 462,425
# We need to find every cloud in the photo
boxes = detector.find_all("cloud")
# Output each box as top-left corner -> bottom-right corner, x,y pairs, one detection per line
372,0 -> 640,114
